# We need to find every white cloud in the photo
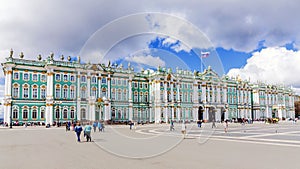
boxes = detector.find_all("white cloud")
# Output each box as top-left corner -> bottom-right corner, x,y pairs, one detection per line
124,55 -> 165,68
227,47 -> 300,94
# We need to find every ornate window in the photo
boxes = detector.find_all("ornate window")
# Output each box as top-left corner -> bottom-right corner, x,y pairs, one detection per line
123,89 -> 127,100
63,109 -> 68,119
23,84 -> 29,98
32,109 -> 37,119
117,89 -> 121,100
81,75 -> 86,83
81,86 -> 86,98
101,88 -> 107,98
92,76 -> 97,83
63,74 -> 68,81
23,73 -> 29,81
41,85 -> 46,99
145,92 -> 148,102
55,74 -> 60,81
81,108 -> 86,119
40,108 -> 45,119
55,85 -> 61,99
91,87 -> 97,97
111,88 -> 116,100
13,109 -> 18,119
13,72 -> 19,80
70,86 -> 75,99
70,109 -> 75,119
134,92 -> 138,102
102,78 -> 106,84
32,85 -> 38,99
139,92 -> 143,102
41,74 -> 46,82
32,74 -> 38,81
55,108 -> 60,119
13,84 -> 19,98
70,75 -> 75,82
23,109 -> 28,119
63,85 -> 68,99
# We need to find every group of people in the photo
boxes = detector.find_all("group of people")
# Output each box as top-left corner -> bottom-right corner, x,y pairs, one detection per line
73,121 -> 105,142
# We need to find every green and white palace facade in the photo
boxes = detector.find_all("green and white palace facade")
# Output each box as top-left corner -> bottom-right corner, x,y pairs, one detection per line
1,51 -> 296,125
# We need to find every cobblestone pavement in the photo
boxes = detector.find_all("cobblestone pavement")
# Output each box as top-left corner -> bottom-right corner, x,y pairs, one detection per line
0,122 -> 299,169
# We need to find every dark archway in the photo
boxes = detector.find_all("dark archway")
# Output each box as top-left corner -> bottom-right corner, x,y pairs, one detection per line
208,107 -> 216,122
198,106 -> 204,120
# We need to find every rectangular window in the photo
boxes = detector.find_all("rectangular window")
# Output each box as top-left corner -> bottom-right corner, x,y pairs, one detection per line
140,83 -> 143,89
70,75 -> 75,82
41,89 -> 46,99
23,73 -> 29,81
32,110 -> 37,119
92,77 -> 97,83
81,76 -> 86,82
63,88 -> 68,98
23,88 -> 29,98
13,87 -> 19,98
70,87 -> 75,99
13,72 -> 19,80
41,75 -> 46,82
23,110 -> 28,119
63,74 -> 68,81
32,88 -> 38,99
13,109 -> 18,119
145,83 -> 148,89
41,110 -> 45,119
56,88 -> 60,98
102,78 -> 106,84
55,74 -> 60,81
32,74 -> 38,81
134,82 -> 138,88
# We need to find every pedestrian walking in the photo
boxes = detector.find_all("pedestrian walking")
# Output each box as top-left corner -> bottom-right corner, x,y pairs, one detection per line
224,120 -> 228,133
170,120 -> 175,131
212,120 -> 216,128
74,123 -> 83,142
129,120 -> 133,130
93,121 -> 97,132
197,120 -> 202,128
84,123 -> 92,142
181,122 -> 186,138
97,121 -> 102,132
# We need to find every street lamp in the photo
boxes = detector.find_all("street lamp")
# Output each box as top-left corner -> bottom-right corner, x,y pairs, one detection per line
55,101 -> 62,127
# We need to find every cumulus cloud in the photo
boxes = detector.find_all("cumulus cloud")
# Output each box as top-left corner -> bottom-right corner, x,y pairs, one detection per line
227,47 -> 300,93
124,55 -> 165,68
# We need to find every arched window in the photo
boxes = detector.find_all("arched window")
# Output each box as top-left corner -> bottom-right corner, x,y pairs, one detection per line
23,84 -> 29,98
63,109 -> 68,119
23,109 -> 28,119
123,89 -> 127,100
102,78 -> 106,84
70,109 -> 75,119
81,76 -> 86,82
32,109 -> 37,119
55,108 -> 60,119
112,108 -> 115,119
81,108 -> 86,120
118,109 -> 121,119
32,74 -> 38,81
139,92 -> 143,102
40,108 -> 45,119
55,74 -> 60,81
63,74 -> 68,81
13,109 -> 18,119
145,92 -> 148,102
92,76 -> 97,83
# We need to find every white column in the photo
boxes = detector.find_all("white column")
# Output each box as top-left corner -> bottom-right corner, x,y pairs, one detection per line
164,106 -> 168,123
46,69 -> 54,125
77,73 -> 81,120
217,86 -> 221,103
201,85 -> 206,103
128,79 -> 133,121
107,75 -> 111,100
87,74 -> 91,120
98,77 -> 101,98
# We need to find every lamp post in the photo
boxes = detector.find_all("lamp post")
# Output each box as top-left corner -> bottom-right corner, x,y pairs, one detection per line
55,101 -> 62,127
10,101 -> 12,128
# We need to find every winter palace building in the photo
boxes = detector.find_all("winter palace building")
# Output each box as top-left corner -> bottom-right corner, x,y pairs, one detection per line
1,50 -> 296,125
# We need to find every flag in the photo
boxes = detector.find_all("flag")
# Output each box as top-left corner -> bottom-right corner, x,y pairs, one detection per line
201,51 -> 210,58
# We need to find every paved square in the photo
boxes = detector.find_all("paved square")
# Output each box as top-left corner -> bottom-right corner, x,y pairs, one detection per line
0,122 -> 300,169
